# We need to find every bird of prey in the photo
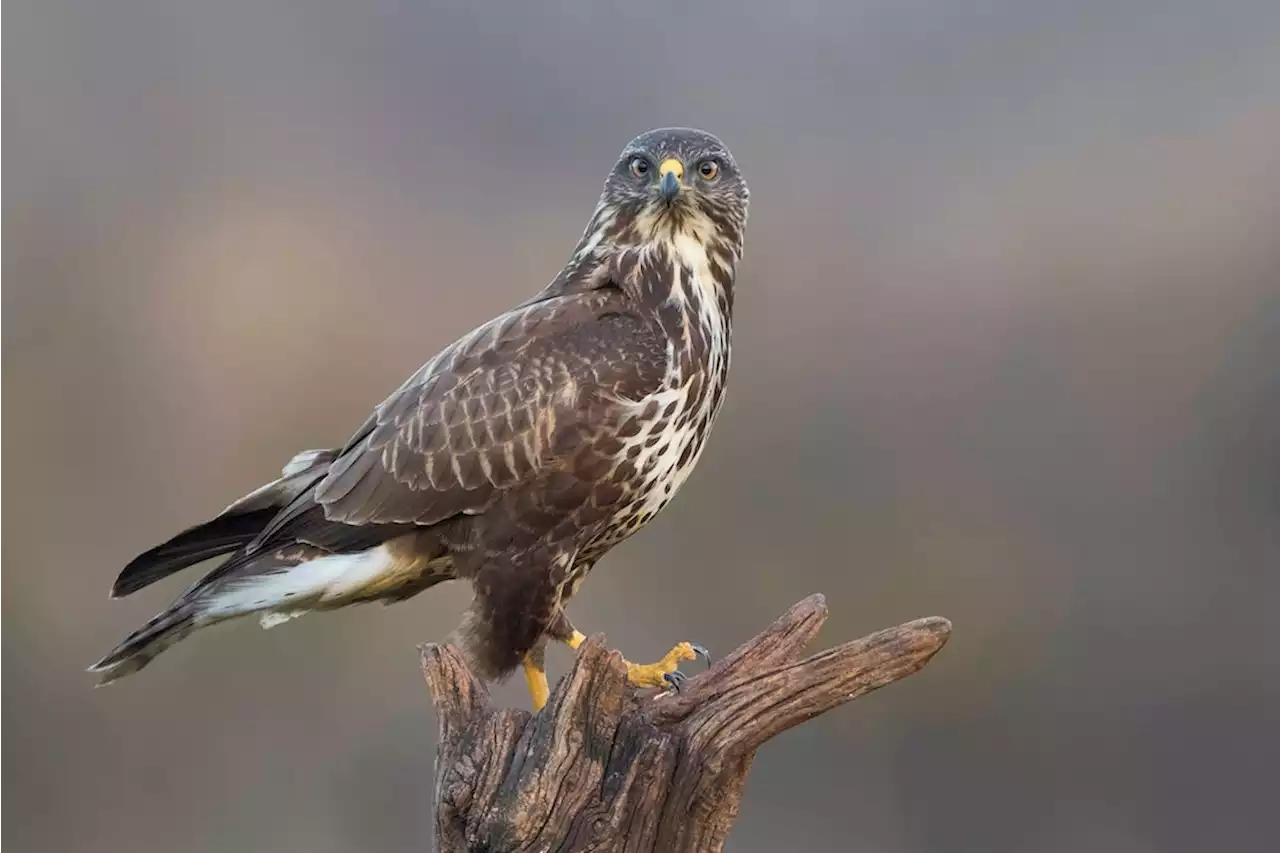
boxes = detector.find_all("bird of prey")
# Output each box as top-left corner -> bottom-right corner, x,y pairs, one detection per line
90,127 -> 749,710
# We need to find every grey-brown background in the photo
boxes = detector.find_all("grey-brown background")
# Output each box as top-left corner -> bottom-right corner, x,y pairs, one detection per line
5,2 -> 1279,851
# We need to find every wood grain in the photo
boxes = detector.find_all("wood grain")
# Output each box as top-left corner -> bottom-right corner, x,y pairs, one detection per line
420,594 -> 951,852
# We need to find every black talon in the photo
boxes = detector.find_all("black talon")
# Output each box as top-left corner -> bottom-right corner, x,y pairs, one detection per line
664,670 -> 687,690
691,644 -> 712,666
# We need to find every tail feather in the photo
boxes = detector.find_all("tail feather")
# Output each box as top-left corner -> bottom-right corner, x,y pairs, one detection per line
110,509 -> 278,598
109,448 -> 339,598
89,543 -> 333,686
90,542 -> 449,684
92,448 -> 464,687
88,605 -> 198,686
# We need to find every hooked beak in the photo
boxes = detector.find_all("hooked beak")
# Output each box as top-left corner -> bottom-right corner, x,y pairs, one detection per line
658,158 -> 683,203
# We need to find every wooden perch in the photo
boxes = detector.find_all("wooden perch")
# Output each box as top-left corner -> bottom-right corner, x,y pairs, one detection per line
420,594 -> 951,853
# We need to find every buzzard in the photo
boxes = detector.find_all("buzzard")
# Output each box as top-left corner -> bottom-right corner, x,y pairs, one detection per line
90,127 -> 749,709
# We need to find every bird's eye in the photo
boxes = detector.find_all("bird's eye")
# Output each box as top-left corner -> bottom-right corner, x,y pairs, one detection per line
629,157 -> 650,178
698,159 -> 720,181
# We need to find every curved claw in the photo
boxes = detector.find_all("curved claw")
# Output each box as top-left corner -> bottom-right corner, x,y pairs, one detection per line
661,645 -> 710,692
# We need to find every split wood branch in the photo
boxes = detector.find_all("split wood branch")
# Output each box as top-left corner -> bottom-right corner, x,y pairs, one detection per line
420,594 -> 951,853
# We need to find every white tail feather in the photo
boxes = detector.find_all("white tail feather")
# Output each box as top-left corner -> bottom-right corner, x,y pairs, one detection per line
202,546 -> 395,619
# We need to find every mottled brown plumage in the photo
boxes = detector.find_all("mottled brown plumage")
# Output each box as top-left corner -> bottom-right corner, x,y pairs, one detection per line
91,128 -> 749,700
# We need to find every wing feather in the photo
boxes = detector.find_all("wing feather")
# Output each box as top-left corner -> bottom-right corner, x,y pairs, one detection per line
310,291 -> 665,531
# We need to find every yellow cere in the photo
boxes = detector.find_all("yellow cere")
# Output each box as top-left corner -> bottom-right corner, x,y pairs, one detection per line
658,158 -> 684,179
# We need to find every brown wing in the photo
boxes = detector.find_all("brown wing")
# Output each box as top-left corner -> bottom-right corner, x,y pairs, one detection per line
308,290 -> 666,528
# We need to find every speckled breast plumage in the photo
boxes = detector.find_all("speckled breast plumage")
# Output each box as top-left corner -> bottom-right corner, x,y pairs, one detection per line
571,256 -> 733,581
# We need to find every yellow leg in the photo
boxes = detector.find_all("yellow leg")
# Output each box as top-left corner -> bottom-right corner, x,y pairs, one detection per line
623,642 -> 703,688
522,654 -> 550,711
557,629 -> 708,689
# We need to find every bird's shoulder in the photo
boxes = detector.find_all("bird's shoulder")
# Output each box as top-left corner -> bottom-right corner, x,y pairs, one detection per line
355,287 -> 666,445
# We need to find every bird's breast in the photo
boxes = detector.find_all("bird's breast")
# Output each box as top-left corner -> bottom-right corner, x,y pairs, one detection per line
585,253 -> 732,557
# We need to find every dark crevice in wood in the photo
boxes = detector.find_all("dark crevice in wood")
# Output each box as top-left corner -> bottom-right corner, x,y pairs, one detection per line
421,594 -> 951,852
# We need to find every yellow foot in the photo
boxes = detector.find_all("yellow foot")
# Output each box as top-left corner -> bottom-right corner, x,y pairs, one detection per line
557,631 -> 710,691
624,642 -> 711,690
523,655 -> 550,712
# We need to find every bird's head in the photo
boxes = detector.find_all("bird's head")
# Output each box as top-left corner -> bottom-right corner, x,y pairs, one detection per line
590,127 -> 749,259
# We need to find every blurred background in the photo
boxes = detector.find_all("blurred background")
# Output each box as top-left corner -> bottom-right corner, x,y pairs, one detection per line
5,1 -> 1280,851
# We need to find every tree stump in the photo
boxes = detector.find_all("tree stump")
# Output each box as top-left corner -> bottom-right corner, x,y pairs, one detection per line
420,594 -> 951,853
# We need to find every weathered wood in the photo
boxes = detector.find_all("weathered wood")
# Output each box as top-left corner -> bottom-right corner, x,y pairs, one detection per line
420,594 -> 951,853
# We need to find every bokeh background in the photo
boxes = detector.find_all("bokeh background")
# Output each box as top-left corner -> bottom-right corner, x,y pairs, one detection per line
6,2 -> 1280,851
